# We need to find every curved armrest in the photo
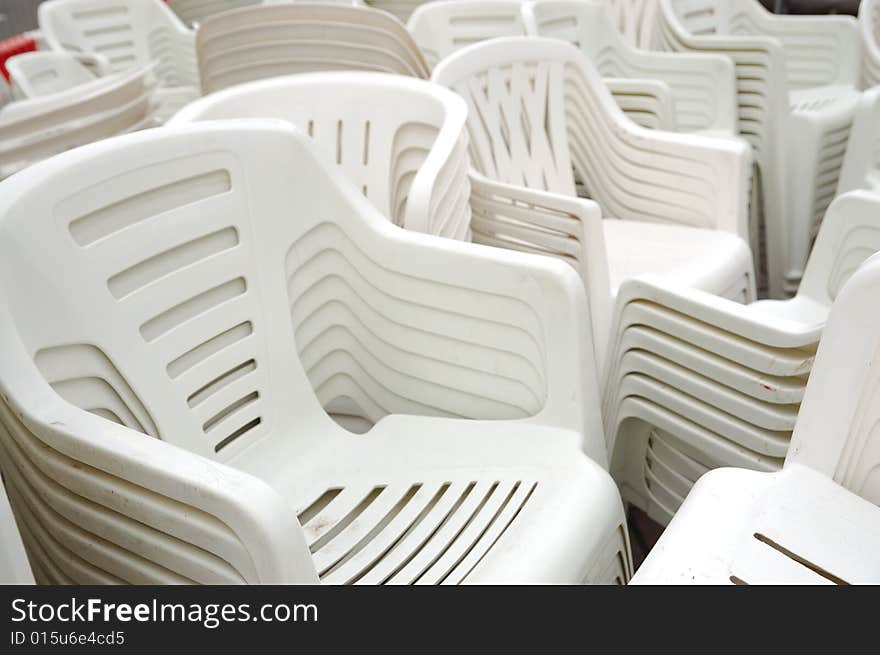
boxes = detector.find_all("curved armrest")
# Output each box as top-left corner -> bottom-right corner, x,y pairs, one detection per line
469,169 -> 611,374
371,175 -> 606,461
404,94 -> 471,239
604,76 -> 676,131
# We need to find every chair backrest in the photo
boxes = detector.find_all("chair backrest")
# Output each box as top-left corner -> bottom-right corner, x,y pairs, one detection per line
837,87 -> 880,198
788,229 -> 880,506
432,36 -> 748,233
39,0 -> 196,86
196,3 -> 429,94
168,0 -> 259,25
6,51 -> 96,97
170,72 -> 470,236
407,0 -> 527,68
0,122 -> 329,462
603,0 -> 662,49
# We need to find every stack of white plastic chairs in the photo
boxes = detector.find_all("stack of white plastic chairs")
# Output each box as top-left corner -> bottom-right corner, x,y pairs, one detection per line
524,0 -> 738,137
0,120 -> 630,584
37,0 -> 199,120
633,246 -> 880,584
196,3 -> 429,94
433,37 -> 754,368
643,0 -> 861,299
604,190 -> 880,526
0,54 -> 158,179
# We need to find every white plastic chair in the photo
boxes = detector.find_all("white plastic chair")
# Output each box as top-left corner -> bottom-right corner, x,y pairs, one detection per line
603,0 -> 661,51
171,72 -> 470,239
196,3 -> 430,94
859,0 -> 880,89
168,0 -> 260,25
654,0 -> 861,299
0,120 -> 631,584
524,0 -> 737,136
632,246 -> 880,584
407,1 -> 527,69
6,51 -> 96,98
605,190 -> 880,526
433,37 -> 754,367
0,65 -> 158,179
38,0 -> 199,120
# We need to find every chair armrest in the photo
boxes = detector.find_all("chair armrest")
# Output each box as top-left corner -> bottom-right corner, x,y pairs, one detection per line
366,181 -> 607,463
613,277 -> 826,348
603,77 -> 676,131
469,169 -> 612,373
404,93 -> 471,239
569,59 -> 752,238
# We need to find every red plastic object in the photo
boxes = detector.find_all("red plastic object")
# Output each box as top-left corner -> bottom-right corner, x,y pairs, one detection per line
0,34 -> 38,81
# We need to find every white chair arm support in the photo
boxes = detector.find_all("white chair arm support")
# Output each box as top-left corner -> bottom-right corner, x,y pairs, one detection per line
404,100 -> 471,239
613,277 -> 825,348
469,169 -> 612,375
379,195 -> 605,461
603,77 -> 676,131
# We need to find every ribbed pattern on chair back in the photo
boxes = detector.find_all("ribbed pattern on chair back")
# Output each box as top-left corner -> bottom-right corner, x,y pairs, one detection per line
196,4 -> 429,94
171,74 -> 471,238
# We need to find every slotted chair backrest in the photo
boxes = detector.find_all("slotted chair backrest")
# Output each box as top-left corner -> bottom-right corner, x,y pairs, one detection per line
171,72 -> 470,237
196,3 -> 429,94
407,0 -> 527,69
789,242 -> 880,506
0,122 -> 326,462
433,37 -> 745,232
39,0 -> 197,87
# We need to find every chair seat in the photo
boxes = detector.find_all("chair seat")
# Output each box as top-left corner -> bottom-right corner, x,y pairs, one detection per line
603,219 -> 753,300
632,464 -> 880,584
231,415 -> 630,584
